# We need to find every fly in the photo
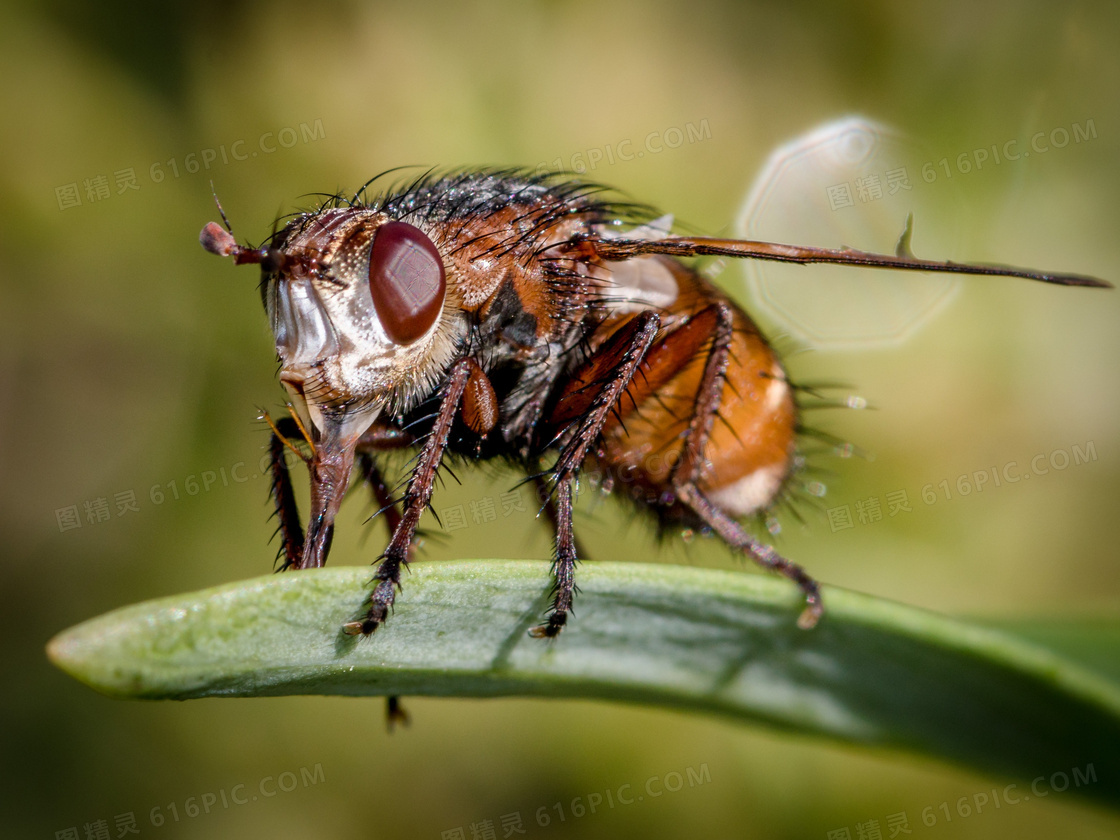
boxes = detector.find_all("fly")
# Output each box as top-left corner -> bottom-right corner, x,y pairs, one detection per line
200,168 -> 1110,641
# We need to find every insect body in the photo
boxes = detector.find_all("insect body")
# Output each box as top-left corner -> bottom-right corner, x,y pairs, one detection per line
200,169 -> 1108,638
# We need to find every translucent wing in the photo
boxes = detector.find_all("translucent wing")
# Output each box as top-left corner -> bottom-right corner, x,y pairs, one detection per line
586,119 -> 1109,349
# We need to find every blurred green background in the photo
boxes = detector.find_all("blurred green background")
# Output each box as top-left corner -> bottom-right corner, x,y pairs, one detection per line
3,0 -> 1118,837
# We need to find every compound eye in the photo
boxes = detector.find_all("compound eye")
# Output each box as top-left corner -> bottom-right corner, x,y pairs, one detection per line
367,221 -> 446,345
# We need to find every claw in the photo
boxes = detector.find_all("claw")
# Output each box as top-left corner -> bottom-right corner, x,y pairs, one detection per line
529,612 -> 566,638
342,619 -> 378,636
796,598 -> 824,630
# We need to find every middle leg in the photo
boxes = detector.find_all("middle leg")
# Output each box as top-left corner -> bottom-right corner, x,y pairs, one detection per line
531,311 -> 661,637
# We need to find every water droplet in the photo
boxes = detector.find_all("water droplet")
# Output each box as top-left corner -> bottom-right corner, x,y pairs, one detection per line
834,442 -> 855,459
806,481 -> 828,497
846,395 -> 868,410
680,528 -> 695,543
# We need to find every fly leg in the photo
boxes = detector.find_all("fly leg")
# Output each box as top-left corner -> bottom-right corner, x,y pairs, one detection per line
269,413 -> 416,721
356,448 -> 411,730
355,420 -> 415,545
357,451 -> 405,540
343,358 -> 477,636
265,412 -> 410,573
533,475 -> 590,562
263,414 -> 310,572
532,311 -> 661,638
668,301 -> 823,629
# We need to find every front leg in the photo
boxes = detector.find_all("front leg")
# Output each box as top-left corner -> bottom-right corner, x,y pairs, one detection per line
343,358 -> 478,636
265,415 -> 308,572
357,450 -> 410,729
355,420 -> 416,546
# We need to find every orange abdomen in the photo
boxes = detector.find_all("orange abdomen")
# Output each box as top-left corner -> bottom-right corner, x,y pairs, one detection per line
593,258 -> 797,517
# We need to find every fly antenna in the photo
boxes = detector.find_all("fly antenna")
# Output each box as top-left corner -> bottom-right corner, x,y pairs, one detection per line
200,181 -> 266,265
210,180 -> 236,236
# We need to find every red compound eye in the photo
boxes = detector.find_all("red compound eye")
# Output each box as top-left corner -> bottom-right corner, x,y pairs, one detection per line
367,221 -> 446,344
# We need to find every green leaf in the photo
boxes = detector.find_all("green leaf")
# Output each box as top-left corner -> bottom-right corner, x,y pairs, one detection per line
48,560 -> 1120,809
979,618 -> 1120,686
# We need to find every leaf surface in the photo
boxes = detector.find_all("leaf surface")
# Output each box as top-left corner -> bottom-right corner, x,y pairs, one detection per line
48,561 -> 1120,808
